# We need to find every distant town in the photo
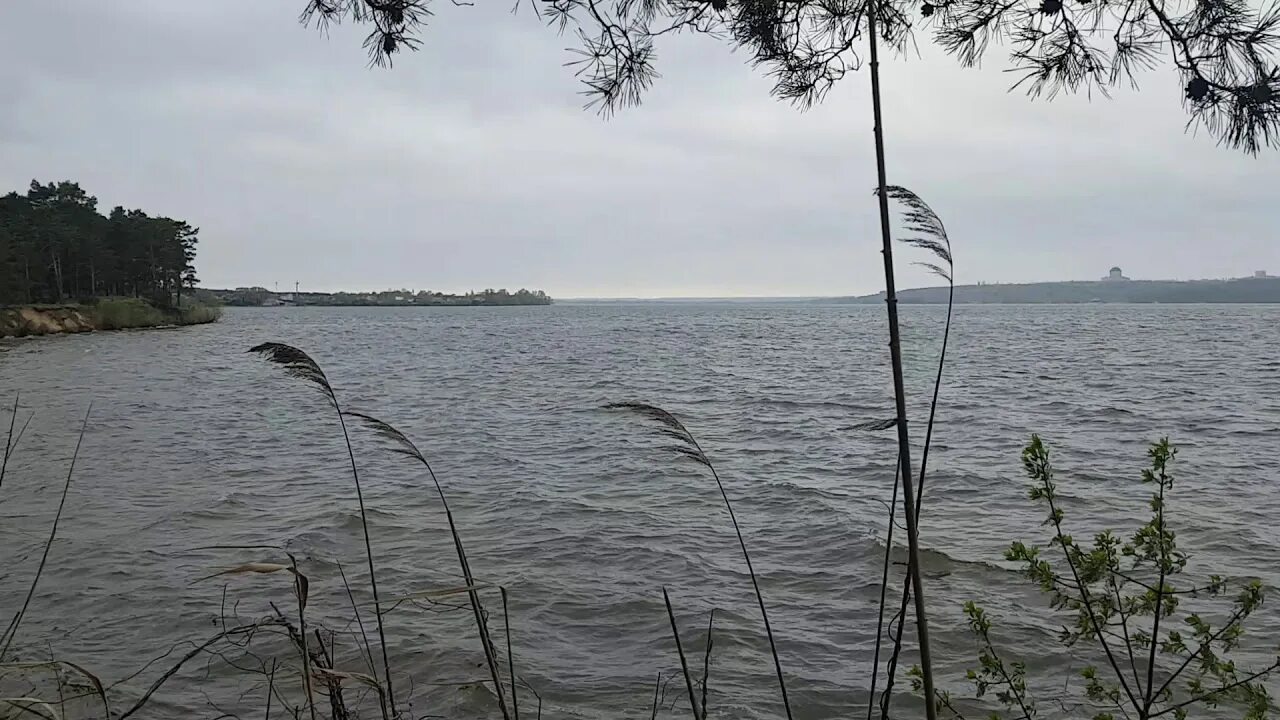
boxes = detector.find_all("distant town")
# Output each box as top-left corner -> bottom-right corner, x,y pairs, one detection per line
835,268 -> 1280,304
203,287 -> 553,307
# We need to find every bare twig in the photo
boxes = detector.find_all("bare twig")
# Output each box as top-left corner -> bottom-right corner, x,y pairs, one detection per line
118,620 -> 284,720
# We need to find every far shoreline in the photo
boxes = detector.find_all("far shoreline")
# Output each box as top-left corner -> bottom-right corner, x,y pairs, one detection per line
0,300 -> 222,339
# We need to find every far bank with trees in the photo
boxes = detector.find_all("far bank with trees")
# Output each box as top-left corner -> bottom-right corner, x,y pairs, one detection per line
0,179 -> 221,338
210,287 -> 553,307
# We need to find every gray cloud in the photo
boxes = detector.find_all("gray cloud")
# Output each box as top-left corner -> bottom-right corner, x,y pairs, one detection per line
2,0 -> 1276,297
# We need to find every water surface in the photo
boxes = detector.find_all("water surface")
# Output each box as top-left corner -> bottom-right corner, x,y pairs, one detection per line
2,303 -> 1277,718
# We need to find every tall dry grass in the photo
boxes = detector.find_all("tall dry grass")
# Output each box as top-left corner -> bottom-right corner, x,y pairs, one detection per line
606,401 -> 790,719
249,342 -> 398,717
869,187 -> 957,719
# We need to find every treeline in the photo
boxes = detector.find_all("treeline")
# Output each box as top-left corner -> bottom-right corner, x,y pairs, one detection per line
0,180 -> 201,307
212,287 -> 553,307
468,288 -> 551,306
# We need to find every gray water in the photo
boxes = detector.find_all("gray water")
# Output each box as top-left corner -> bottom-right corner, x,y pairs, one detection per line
2,303 -> 1278,719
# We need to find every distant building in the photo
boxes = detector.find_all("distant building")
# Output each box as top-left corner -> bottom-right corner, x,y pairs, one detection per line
1256,270 -> 1272,278
1103,266 -> 1130,282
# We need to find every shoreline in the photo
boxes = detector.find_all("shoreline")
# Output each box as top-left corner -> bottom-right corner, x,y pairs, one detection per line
0,300 -> 222,338
831,276 -> 1280,304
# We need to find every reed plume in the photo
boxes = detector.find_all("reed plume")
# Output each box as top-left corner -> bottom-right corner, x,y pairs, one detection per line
248,342 -> 396,715
606,401 -> 792,720
342,409 -> 512,720
867,187 -> 956,720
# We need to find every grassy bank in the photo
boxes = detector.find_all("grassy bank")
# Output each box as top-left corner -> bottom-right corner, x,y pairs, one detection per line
90,298 -> 222,331
0,298 -> 222,337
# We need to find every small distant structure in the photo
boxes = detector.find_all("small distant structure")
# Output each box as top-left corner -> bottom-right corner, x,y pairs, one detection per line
1255,270 -> 1272,278
1103,266 -> 1130,282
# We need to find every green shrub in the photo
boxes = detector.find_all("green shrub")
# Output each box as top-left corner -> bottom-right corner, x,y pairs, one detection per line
918,436 -> 1279,720
86,298 -> 221,330
177,303 -> 222,325
89,298 -> 166,330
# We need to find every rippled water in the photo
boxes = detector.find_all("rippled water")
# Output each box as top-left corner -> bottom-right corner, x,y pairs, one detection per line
2,303 -> 1278,719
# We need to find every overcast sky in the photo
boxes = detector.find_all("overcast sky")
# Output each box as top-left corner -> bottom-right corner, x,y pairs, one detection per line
1,1 -> 1276,297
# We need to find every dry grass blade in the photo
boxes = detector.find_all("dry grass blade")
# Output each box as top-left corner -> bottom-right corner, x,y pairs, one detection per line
312,667 -> 385,693
0,697 -> 60,720
265,659 -> 277,719
376,584 -> 491,604
336,561 -> 378,678
699,610 -> 715,720
501,587 -> 520,720
854,418 -> 898,431
866,453 -> 902,720
514,677 -> 543,720
604,402 -> 709,466
191,563 -> 292,583
248,342 -> 336,407
350,409 -> 514,717
650,672 -> 662,720
1,393 -> 20,494
662,588 -> 700,720
1,404 -> 91,661
287,553 -> 316,720
342,411 -> 427,463
342,409 -> 510,720
607,402 -> 793,720
0,661 -> 108,719
9,410 -> 34,459
191,562 -> 309,609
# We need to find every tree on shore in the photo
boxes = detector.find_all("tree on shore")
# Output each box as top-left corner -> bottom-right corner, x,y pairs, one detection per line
0,180 -> 201,307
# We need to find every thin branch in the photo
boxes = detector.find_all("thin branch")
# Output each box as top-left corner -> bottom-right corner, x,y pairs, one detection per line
1142,468 -> 1169,713
1149,658 -> 1280,717
1107,573 -> 1143,693
1151,603 -> 1250,702
118,621 -> 284,720
1038,461 -> 1142,710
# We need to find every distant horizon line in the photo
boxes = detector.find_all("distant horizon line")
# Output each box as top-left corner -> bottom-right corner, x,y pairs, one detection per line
201,271 -> 1275,302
